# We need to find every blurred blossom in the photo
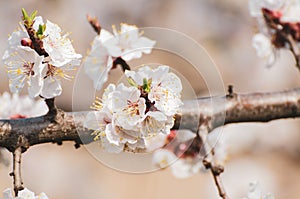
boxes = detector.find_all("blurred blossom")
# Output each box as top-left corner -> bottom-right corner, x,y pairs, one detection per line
0,92 -> 47,119
252,33 -> 275,66
152,129 -> 227,178
243,182 -> 275,199
2,188 -> 49,199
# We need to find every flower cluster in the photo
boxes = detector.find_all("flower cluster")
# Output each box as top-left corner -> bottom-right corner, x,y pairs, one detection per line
249,0 -> 300,66
84,65 -> 182,153
243,182 -> 275,199
83,23 -> 156,90
152,130 -> 227,178
1,188 -> 48,199
2,10 -> 82,98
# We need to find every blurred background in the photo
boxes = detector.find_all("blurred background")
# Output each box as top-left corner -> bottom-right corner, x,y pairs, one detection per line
0,0 -> 300,198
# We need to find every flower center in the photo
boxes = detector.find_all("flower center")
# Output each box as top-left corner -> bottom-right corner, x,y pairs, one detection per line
22,62 -> 35,76
126,100 -> 140,116
45,64 -> 73,80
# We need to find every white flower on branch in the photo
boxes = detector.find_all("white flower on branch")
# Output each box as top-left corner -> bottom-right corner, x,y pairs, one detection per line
83,23 -> 156,90
34,16 -> 82,98
0,92 -> 47,119
40,62 -> 76,99
243,182 -> 275,199
2,15 -> 82,99
153,149 -> 203,179
248,0 -> 285,18
252,33 -> 276,66
84,30 -> 114,90
36,16 -> 82,67
3,47 -> 45,98
84,65 -> 182,152
111,83 -> 146,130
248,0 -> 300,67
152,129 -> 228,178
111,23 -> 156,61
125,65 -> 183,116
2,188 -> 49,199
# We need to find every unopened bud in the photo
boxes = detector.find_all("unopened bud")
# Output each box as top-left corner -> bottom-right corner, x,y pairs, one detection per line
21,38 -> 32,47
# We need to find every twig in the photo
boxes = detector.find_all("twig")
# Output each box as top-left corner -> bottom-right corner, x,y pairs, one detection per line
210,165 -> 228,199
113,57 -> 131,71
87,15 -> 101,35
44,98 -> 58,116
203,159 -> 228,199
200,125 -> 229,199
11,147 -> 24,196
286,34 -> 300,71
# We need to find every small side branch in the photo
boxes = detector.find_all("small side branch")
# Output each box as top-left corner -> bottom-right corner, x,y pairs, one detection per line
45,98 -> 57,116
113,57 -> 131,71
87,15 -> 101,35
203,160 -> 228,199
11,147 -> 23,196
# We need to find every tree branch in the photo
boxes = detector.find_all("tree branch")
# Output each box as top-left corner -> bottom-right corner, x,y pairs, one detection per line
0,87 -> 299,151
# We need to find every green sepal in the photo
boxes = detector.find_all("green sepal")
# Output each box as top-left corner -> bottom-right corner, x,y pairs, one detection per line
21,8 -> 38,28
22,8 -> 29,21
36,24 -> 46,39
143,78 -> 152,93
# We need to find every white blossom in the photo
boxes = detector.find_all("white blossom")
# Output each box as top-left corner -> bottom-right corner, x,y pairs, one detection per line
125,65 -> 183,116
206,130 -> 228,165
3,46 -> 45,98
111,23 -> 156,61
243,182 -> 275,199
84,30 -> 114,90
83,24 -> 156,90
252,33 -> 275,66
3,16 -> 81,98
248,0 -> 285,17
152,129 -> 228,178
39,18 -> 82,67
140,111 -> 173,137
1,188 -> 49,199
85,65 -> 182,153
111,83 -> 146,130
0,92 -> 47,119
40,62 -> 76,99
153,149 -> 203,179
281,0 -> 300,22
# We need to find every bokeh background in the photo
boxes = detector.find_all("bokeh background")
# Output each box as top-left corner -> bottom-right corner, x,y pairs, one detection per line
0,0 -> 300,198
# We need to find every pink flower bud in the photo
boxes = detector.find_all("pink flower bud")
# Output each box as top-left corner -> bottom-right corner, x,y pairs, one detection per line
21,38 -> 32,47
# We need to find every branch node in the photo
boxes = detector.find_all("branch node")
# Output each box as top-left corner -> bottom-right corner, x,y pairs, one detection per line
74,142 -> 81,149
226,84 -> 236,99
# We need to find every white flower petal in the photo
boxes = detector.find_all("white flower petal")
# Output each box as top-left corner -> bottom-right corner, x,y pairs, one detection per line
43,20 -> 82,67
153,149 -> 177,169
175,130 -> 196,142
41,77 -> 62,99
18,188 -> 35,199
252,33 -> 275,66
248,182 -> 262,199
2,188 -> 13,199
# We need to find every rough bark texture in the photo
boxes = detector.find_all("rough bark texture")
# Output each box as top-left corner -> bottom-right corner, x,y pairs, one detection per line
0,87 -> 299,152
